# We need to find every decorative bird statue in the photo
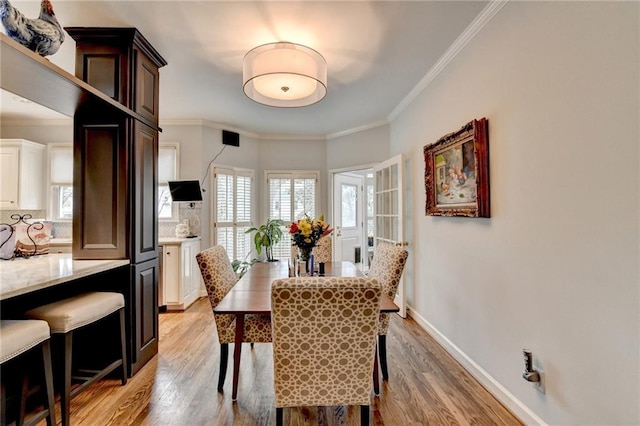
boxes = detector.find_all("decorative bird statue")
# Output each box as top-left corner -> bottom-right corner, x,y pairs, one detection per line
0,0 -> 64,56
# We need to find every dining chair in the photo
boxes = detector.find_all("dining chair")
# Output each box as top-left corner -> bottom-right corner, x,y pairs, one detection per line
367,242 -> 408,381
271,276 -> 381,426
196,245 -> 272,392
290,236 -> 332,269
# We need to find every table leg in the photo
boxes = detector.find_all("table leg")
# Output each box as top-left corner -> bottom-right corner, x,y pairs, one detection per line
232,314 -> 245,401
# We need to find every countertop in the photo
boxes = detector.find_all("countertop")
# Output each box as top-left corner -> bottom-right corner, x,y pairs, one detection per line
49,237 -> 201,246
0,254 -> 129,300
158,236 -> 201,244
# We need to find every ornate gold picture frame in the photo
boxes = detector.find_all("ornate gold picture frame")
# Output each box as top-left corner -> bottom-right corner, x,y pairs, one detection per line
423,118 -> 490,218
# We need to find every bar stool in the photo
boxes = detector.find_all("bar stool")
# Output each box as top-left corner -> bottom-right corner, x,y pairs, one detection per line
0,320 -> 56,426
25,292 -> 128,426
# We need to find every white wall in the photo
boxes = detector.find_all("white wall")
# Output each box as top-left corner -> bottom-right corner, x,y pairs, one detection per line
326,124 -> 390,171
256,138 -> 328,224
390,2 -> 639,424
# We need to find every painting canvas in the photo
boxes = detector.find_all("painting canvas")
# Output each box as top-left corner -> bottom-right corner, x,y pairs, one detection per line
424,118 -> 490,217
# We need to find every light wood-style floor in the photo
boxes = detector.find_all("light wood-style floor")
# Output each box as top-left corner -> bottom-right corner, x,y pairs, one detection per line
36,298 -> 522,425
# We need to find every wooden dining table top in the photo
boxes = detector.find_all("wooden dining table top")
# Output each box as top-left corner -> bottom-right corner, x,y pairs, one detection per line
215,261 -> 399,314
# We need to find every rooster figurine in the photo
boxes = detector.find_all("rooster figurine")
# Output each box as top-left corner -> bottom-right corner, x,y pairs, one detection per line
0,0 -> 64,56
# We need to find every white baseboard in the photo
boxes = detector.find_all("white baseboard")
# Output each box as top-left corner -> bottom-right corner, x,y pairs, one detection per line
406,305 -> 547,426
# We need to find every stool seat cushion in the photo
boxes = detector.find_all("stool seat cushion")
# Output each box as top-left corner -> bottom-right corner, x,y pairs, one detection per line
25,292 -> 125,333
0,319 -> 50,364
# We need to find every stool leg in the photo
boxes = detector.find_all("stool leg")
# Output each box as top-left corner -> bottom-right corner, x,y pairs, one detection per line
119,309 -> 128,384
41,340 -> 56,426
61,331 -> 73,426
18,374 -> 28,425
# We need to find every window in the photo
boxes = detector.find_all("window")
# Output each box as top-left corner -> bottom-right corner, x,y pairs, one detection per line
266,171 -> 319,260
341,183 -> 357,228
158,144 -> 178,219
48,143 -> 178,220
213,167 -> 254,262
49,145 -> 73,220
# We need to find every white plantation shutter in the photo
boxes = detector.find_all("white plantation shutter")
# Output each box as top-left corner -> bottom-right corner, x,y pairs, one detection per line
158,144 -> 179,219
213,167 -> 254,262
50,145 -> 73,185
266,171 -> 319,261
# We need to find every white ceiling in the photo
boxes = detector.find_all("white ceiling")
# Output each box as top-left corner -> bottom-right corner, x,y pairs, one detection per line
1,1 -> 488,138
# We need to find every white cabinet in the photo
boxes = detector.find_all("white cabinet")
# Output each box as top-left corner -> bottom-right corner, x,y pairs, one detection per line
159,238 -> 204,311
0,139 -> 46,210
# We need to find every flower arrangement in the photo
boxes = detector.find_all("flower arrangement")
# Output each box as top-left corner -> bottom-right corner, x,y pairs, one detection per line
289,214 -> 333,259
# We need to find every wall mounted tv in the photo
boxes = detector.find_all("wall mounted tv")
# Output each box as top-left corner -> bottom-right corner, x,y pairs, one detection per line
168,180 -> 203,202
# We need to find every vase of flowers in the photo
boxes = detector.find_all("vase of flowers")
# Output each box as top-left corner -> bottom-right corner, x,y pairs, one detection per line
289,214 -> 333,274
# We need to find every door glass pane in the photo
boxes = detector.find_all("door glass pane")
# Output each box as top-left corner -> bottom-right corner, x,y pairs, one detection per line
391,163 -> 398,190
341,183 -> 357,228
382,168 -> 389,190
391,190 -> 398,215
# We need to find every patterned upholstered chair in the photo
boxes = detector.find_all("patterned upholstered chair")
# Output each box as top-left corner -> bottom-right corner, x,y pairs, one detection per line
271,276 -> 381,426
291,236 -> 332,269
367,242 -> 408,381
196,246 -> 272,392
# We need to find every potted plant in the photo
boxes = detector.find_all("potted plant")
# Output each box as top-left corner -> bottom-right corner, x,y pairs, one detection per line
245,219 -> 284,262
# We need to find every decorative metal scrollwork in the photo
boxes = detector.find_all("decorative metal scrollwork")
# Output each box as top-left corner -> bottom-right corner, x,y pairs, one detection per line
0,214 -> 45,260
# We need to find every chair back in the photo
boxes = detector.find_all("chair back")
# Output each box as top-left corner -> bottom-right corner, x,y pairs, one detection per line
313,236 -> 332,266
271,276 -> 381,408
368,242 -> 408,333
196,246 -> 237,339
290,236 -> 332,268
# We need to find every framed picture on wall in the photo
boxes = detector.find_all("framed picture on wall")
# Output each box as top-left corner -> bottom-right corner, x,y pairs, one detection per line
423,118 -> 490,218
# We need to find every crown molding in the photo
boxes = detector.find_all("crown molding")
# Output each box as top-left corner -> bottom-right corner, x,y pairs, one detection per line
388,0 -> 509,122
326,119 -> 389,140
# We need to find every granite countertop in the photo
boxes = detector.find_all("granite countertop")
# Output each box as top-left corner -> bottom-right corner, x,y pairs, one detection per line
50,237 -> 201,246
0,254 -> 129,301
159,236 -> 201,244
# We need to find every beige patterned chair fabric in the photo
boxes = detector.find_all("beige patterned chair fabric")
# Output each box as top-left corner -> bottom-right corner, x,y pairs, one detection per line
271,276 -> 381,408
196,246 -> 271,343
368,242 -> 408,335
291,236 -> 332,268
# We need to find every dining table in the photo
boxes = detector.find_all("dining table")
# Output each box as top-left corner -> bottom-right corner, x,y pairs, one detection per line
214,260 -> 399,400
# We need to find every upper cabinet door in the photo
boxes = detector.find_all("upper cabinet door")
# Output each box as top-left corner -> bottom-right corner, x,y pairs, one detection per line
134,48 -> 160,123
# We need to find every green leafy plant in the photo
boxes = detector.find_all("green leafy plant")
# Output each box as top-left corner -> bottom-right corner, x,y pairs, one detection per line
245,219 -> 284,262
231,258 -> 258,279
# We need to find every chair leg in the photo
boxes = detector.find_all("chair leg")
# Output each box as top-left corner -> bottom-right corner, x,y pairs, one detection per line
379,335 -> 389,380
218,343 -> 229,392
373,342 -> 380,396
360,405 -> 370,426
118,309 -> 128,384
61,331 -> 73,426
276,407 -> 283,426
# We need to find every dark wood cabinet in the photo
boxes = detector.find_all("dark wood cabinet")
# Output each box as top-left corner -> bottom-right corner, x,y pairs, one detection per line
68,28 -> 166,375
131,120 -> 159,264
129,258 -> 159,375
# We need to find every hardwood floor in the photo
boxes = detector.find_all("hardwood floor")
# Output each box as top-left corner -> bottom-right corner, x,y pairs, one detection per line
35,298 -> 522,425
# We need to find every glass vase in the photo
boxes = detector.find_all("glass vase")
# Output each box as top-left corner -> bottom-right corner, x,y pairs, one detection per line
298,246 -> 313,275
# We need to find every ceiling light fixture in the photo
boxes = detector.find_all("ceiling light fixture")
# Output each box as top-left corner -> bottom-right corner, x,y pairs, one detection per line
243,42 -> 327,108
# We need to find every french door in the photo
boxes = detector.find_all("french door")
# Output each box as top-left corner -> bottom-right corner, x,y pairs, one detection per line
373,154 -> 407,318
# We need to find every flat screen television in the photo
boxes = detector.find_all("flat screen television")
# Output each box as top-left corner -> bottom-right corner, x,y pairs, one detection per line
168,180 -> 203,202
